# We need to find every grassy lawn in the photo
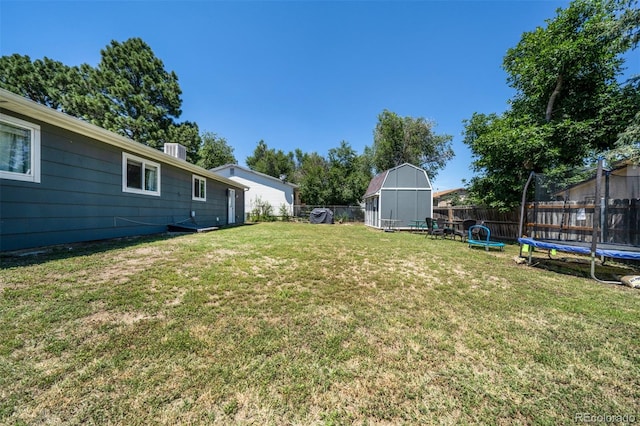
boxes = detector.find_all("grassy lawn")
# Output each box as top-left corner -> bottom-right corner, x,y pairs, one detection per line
1,222 -> 639,425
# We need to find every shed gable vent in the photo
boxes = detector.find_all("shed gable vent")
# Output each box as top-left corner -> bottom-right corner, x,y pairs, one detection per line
163,143 -> 187,161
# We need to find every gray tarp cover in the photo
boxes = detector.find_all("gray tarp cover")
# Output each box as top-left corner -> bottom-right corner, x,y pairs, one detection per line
309,208 -> 334,224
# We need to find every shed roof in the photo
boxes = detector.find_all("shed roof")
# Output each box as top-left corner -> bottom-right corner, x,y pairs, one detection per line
363,163 -> 430,198
363,171 -> 387,198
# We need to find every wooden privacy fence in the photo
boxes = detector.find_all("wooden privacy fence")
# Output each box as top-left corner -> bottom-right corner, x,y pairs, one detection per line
606,199 -> 640,245
524,199 -> 640,245
434,200 -> 640,244
433,206 -> 520,241
291,203 -> 635,244
524,201 -> 595,243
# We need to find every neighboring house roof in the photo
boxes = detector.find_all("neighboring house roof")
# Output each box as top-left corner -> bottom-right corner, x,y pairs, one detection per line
433,188 -> 466,199
364,163 -> 430,198
210,163 -> 299,189
0,88 -> 247,190
547,162 -> 629,195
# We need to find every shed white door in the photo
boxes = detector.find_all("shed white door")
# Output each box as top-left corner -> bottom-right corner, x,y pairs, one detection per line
228,188 -> 236,224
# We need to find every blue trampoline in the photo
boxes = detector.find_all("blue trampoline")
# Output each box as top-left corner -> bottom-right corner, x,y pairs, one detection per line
518,159 -> 640,284
518,237 -> 640,261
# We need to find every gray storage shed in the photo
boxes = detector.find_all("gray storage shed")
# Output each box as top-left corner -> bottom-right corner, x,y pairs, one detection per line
363,163 -> 433,230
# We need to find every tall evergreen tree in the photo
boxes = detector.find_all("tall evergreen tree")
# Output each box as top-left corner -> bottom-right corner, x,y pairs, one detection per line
167,121 -> 202,164
77,38 -> 183,149
0,54 -> 79,111
0,39 -> 210,160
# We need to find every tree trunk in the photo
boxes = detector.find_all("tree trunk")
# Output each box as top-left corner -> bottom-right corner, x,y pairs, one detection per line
545,74 -> 563,122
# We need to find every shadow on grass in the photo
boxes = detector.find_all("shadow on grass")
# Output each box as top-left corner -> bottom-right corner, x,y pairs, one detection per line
0,223 -> 253,269
0,233 -> 175,269
524,253 -> 640,282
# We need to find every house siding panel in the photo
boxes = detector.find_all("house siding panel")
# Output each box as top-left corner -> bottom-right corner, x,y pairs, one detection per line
0,110 -> 244,251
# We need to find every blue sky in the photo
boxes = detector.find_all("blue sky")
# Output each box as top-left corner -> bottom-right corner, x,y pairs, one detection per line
1,0 -> 578,190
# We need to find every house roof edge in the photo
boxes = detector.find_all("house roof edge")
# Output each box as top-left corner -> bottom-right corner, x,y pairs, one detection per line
0,88 -> 247,190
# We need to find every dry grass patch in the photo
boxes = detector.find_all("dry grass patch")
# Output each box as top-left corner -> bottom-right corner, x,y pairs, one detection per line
1,222 -> 639,424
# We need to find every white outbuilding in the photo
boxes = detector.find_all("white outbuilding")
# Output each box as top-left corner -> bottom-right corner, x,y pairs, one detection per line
211,164 -> 299,220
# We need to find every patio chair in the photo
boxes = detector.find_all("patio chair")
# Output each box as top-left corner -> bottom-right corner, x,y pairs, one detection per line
453,219 -> 477,241
425,217 -> 445,239
437,218 -> 455,239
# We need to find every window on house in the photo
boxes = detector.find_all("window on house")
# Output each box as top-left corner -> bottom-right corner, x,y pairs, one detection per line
0,114 -> 41,183
122,153 -> 160,196
193,175 -> 206,201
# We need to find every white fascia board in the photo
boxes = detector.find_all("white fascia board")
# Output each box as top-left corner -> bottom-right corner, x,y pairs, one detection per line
211,163 -> 298,189
381,187 -> 432,191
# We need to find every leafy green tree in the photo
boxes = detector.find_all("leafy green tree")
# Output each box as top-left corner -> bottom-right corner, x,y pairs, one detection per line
605,77 -> 640,163
0,54 -> 37,100
462,113 -> 553,209
505,1 -> 625,123
292,143 -> 372,206
246,140 -> 295,181
197,132 -> 237,169
295,151 -> 330,205
370,110 -> 453,179
326,141 -> 371,205
464,0 -> 640,209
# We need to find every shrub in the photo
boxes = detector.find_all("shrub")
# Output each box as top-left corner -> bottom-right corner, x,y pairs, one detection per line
250,196 -> 275,222
279,204 -> 291,222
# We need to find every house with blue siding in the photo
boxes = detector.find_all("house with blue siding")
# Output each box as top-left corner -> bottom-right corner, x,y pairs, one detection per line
0,88 -> 246,252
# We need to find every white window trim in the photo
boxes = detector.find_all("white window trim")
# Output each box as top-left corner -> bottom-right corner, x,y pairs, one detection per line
122,152 -> 161,196
192,174 -> 207,202
0,113 -> 41,183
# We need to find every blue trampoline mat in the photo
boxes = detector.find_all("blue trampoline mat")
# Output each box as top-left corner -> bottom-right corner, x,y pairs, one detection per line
518,237 -> 640,261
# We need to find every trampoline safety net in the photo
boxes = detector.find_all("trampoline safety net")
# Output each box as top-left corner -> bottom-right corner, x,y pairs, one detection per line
526,161 -> 640,247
